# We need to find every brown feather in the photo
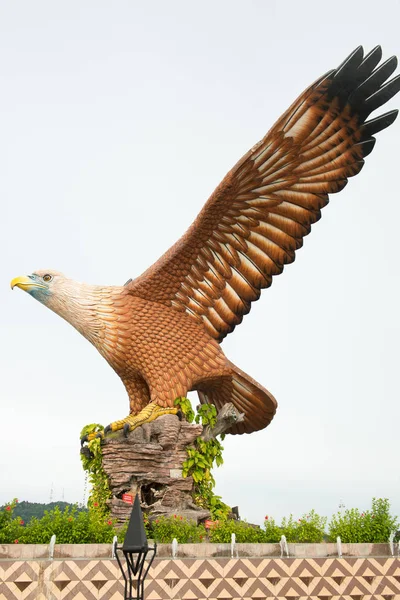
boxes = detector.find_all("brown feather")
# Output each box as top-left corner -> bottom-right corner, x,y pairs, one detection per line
129,49 -> 398,344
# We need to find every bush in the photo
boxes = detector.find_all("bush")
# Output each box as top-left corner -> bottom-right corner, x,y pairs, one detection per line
329,498 -> 398,543
176,399 -> 230,521
284,510 -> 327,543
295,511 -> 327,543
0,499 -> 24,544
264,516 -> 285,542
262,510 -> 326,543
209,520 -> 267,543
20,506 -> 117,544
151,515 -> 205,543
80,424 -> 112,514
0,500 -> 121,544
1,496 -> 397,545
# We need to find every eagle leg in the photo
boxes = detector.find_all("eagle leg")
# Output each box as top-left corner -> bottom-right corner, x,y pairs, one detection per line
80,403 -> 180,445
104,402 -> 180,436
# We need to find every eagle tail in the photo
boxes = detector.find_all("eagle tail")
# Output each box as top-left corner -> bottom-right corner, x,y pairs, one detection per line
196,362 -> 277,435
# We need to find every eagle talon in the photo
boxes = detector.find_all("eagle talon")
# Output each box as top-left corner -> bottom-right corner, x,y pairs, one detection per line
81,404 -> 186,448
80,429 -> 104,445
102,402 -> 181,438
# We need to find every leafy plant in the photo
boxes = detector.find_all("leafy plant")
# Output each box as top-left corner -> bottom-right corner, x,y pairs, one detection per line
292,511 -> 327,543
279,514 -> 297,542
262,511 -> 327,543
329,497 -> 398,543
175,398 -> 231,520
263,516 -> 284,542
151,515 -> 205,543
0,501 -> 124,544
1,497 -> 398,545
205,493 -> 231,521
80,423 -> 112,514
209,519 -> 267,543
174,396 -> 195,424
195,403 -> 218,427
21,505 -> 116,544
0,499 -> 24,544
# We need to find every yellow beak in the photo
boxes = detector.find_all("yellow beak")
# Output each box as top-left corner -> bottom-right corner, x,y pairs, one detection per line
11,276 -> 47,291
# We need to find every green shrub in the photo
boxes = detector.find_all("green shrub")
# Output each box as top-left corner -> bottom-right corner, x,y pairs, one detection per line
151,515 -> 206,543
286,510 -> 327,543
0,500 -> 123,544
279,514 -> 297,542
0,499 -> 24,544
1,497 -> 397,545
20,505 -> 117,544
80,423 -> 112,514
263,516 -> 284,542
328,498 -> 398,543
209,520 -> 266,543
263,510 -> 326,543
175,398 -> 231,521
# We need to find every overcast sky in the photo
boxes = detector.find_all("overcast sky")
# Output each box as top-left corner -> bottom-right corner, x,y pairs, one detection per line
1,0 -> 399,526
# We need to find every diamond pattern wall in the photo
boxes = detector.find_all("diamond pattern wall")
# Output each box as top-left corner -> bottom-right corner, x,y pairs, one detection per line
0,557 -> 399,599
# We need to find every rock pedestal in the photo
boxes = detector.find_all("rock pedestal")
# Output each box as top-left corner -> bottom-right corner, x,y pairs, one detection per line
101,414 -> 210,523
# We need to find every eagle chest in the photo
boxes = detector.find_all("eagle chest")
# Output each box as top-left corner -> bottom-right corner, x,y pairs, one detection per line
100,295 -> 218,378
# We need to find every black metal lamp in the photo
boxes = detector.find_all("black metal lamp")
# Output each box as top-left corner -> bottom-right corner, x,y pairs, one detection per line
114,495 -> 157,600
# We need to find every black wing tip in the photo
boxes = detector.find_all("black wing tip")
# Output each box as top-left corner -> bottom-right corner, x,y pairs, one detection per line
357,137 -> 376,157
327,45 -> 400,125
334,46 -> 364,78
363,74 -> 400,114
386,55 -> 398,70
362,45 -> 382,60
363,108 -> 399,137
344,45 -> 364,61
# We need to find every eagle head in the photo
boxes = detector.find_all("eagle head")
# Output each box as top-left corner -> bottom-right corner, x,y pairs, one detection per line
11,270 -> 65,304
11,270 -> 111,346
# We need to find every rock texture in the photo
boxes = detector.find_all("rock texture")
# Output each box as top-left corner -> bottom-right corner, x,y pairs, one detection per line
99,403 -> 244,522
101,414 -> 209,523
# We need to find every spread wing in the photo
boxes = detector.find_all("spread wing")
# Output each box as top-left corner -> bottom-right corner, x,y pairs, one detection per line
128,46 -> 400,342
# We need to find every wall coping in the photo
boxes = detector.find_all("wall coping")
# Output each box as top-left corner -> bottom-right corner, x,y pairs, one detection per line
0,541 -> 396,560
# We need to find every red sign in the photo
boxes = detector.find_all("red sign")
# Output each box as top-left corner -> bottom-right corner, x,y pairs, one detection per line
122,493 -> 134,505
204,519 -> 218,529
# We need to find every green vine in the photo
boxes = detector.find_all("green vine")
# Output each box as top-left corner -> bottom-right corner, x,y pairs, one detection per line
80,423 -> 111,514
174,398 -> 231,520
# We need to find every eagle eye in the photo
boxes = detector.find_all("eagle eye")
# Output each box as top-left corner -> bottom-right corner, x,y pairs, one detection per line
43,274 -> 53,282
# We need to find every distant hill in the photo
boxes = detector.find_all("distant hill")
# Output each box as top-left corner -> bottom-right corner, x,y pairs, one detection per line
3,501 -> 86,523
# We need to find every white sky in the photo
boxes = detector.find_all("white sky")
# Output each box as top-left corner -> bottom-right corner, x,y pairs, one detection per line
1,0 -> 399,526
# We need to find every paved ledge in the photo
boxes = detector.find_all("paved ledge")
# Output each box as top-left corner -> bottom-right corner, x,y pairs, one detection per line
0,541 -> 396,559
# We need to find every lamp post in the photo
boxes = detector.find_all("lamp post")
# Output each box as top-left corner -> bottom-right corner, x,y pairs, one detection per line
114,495 -> 156,600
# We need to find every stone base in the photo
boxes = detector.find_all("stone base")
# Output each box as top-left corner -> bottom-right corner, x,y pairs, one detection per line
101,414 -> 210,523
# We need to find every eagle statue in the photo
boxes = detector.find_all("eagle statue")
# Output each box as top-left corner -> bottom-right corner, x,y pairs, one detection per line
11,46 -> 400,441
